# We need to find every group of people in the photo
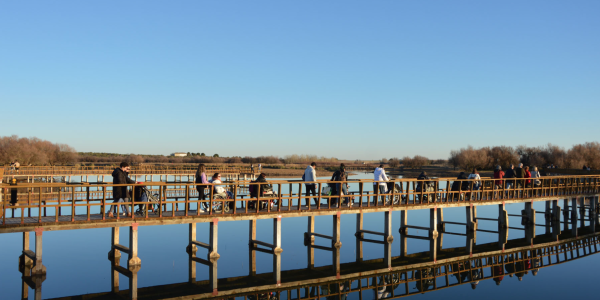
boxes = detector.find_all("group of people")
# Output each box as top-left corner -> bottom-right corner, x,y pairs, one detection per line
9,160 -> 20,173
493,163 -> 541,189
105,161 -> 549,216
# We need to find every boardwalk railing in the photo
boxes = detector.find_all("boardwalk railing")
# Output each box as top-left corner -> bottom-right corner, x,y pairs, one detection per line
1,165 -> 253,177
1,175 -> 599,227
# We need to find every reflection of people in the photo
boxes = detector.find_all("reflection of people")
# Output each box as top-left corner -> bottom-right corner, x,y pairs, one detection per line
531,256 -> 540,276
489,257 -> 505,286
415,268 -> 434,293
320,281 -> 350,300
373,274 -> 399,298
515,259 -> 531,281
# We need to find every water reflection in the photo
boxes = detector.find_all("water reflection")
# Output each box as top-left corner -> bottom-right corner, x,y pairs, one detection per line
38,233 -> 599,300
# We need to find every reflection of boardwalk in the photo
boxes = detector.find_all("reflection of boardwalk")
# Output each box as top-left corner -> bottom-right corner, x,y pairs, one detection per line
44,233 -> 600,300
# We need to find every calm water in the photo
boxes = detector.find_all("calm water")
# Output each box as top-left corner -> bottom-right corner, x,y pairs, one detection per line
1,172 -> 599,299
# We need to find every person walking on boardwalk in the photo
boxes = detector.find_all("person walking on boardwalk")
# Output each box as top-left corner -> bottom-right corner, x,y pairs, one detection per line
373,165 -> 390,204
304,162 -> 318,207
14,160 -> 20,174
331,163 -> 350,207
504,164 -> 516,191
108,162 -> 136,218
251,164 -> 255,173
195,164 -> 209,211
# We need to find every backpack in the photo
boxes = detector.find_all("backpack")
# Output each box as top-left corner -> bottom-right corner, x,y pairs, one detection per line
249,180 -> 257,197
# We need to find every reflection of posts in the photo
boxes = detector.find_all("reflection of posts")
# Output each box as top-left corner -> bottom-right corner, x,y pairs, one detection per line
552,200 -> 561,239
332,212 -> 341,277
571,198 -> 578,237
109,252 -> 140,299
308,216 -> 315,268
400,210 -> 407,257
384,209 -> 393,269
19,230 -> 46,300
355,212 -> 363,262
429,208 -> 438,261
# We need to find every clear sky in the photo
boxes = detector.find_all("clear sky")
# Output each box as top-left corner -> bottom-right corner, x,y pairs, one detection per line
1,1 -> 598,159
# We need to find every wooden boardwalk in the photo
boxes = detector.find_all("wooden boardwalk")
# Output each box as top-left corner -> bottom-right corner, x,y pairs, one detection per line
4,174 -> 600,300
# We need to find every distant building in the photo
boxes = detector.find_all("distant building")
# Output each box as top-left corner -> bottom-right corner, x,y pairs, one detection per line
172,152 -> 187,157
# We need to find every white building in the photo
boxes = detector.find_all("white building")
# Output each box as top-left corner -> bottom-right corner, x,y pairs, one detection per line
172,152 -> 187,157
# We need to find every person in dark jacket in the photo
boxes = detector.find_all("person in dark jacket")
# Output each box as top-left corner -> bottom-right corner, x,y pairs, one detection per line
249,173 -> 275,209
450,172 -> 468,201
108,162 -> 136,217
515,163 -> 525,189
331,164 -> 350,206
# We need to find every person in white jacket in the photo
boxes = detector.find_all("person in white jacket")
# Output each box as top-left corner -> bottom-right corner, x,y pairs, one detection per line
304,162 -> 318,207
373,165 -> 389,203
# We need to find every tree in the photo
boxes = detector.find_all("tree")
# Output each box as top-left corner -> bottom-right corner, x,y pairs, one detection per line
200,153 -> 206,157
388,157 -> 400,168
213,154 -> 219,158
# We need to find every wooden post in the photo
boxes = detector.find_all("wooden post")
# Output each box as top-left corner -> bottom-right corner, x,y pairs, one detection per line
356,212 -> 363,262
466,231 -> 475,255
591,196 -> 598,232
187,223 -> 197,253
437,207 -> 444,251
545,200 -> 552,234
429,208 -> 438,261
525,201 -> 536,242
23,231 -> 32,266
307,216 -> 315,268
188,249 -> 196,284
400,210 -> 407,257
273,216 -> 282,285
332,212 -> 341,277
209,219 -> 219,295
33,228 -> 45,275
384,209 -> 393,269
249,219 -> 257,276
128,223 -> 141,267
571,198 -> 578,237
498,203 -> 509,250
110,227 -> 120,259
552,200 -> 561,240
563,199 -> 570,232
129,266 -> 140,300
579,197 -> 586,229
466,204 -> 475,232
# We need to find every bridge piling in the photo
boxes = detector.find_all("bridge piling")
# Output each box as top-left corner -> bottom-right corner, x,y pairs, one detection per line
384,209 -> 393,269
332,213 -> 341,277
355,212 -> 362,262
209,219 -> 219,295
249,219 -> 257,275
32,228 -> 45,275
273,216 -> 282,285
429,208 -> 438,261
563,199 -> 570,232
307,216 -> 315,268
571,198 -> 578,237
438,212 -> 445,253
400,210 -> 407,257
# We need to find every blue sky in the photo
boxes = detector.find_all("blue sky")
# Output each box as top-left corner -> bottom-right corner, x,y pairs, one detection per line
1,0 -> 598,159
